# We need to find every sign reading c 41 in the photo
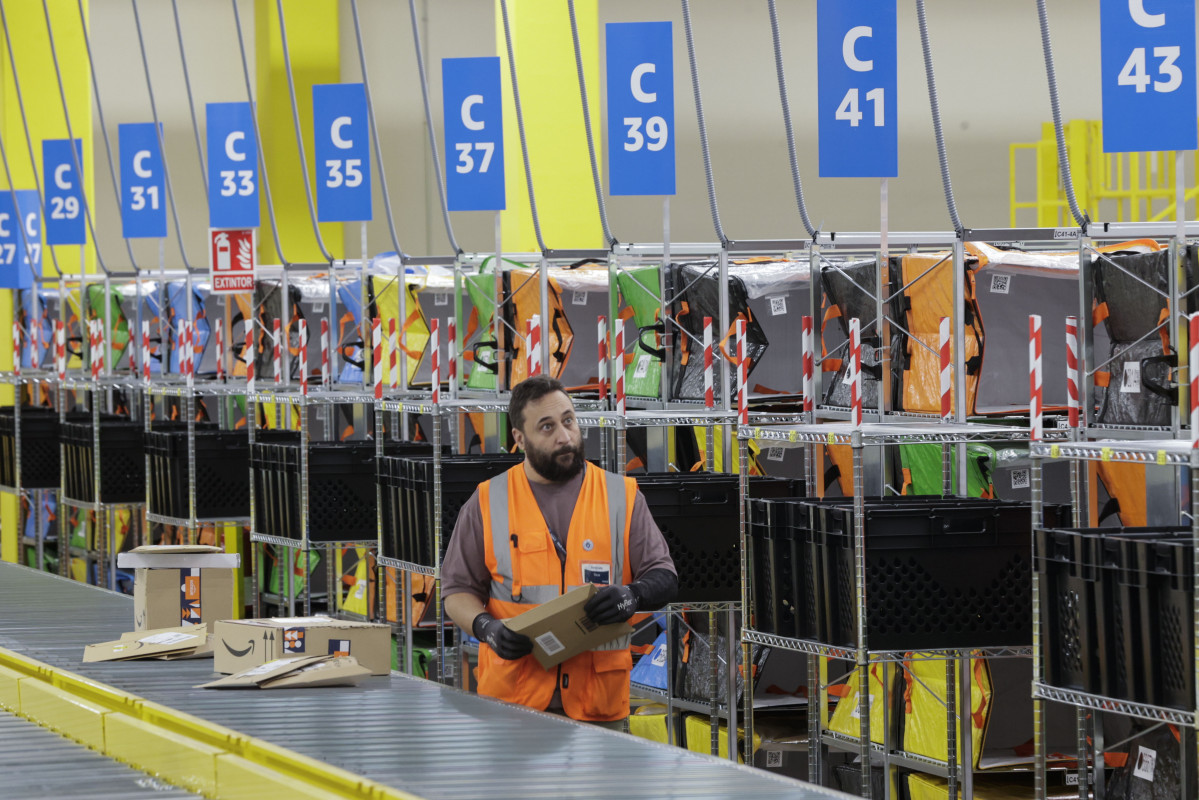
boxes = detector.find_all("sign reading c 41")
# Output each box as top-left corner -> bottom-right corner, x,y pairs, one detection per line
817,0 -> 897,178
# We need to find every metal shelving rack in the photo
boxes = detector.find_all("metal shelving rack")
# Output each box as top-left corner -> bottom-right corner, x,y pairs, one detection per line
0,371 -> 58,575
1030,436 -> 1199,800
57,375 -> 145,591
739,420 -> 1061,799
248,387 -> 379,618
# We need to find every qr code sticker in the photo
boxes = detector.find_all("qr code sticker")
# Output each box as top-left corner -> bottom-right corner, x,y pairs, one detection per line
990,273 -> 1011,294
535,631 -> 565,656
572,291 -> 588,306
1121,361 -> 1141,393
434,293 -> 449,306
768,295 -> 787,315
1010,468 -> 1030,490
633,354 -> 651,380
765,750 -> 783,768
766,447 -> 786,462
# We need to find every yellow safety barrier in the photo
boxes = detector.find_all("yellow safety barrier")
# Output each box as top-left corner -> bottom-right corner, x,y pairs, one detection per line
0,646 -> 424,799
1011,119 -> 1199,226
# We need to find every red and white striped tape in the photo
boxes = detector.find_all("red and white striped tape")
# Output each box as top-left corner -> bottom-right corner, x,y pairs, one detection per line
175,324 -> 184,378
802,315 -> 814,415
596,316 -> 607,401
704,316 -> 714,409
615,319 -> 626,415
448,316 -> 458,399
272,319 -> 282,385
185,321 -> 195,385
1190,314 -> 1198,447
55,321 -> 65,382
298,319 -> 308,396
320,319 -> 330,387
1029,315 -> 1043,442
90,321 -> 101,381
735,319 -> 748,418
431,318 -> 440,405
215,321 -> 225,381
528,314 -> 542,377
939,316 -> 951,422
372,318 -> 382,400
245,326 -> 255,394
12,322 -> 19,377
142,320 -> 151,382
1065,315 -> 1079,429
29,320 -> 38,371
849,317 -> 862,428
388,318 -> 398,390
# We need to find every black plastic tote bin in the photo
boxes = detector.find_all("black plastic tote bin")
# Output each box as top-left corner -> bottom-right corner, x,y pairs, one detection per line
815,498 -> 1069,651
0,406 -> 59,489
748,496 -> 820,640
61,415 -> 145,504
146,426 -> 248,520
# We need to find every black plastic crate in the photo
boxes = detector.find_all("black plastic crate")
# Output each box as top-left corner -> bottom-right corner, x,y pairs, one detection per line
1109,531 -> 1194,710
816,498 -> 1069,650
748,497 -> 820,640
638,474 -> 804,603
0,407 -> 59,489
250,434 -> 377,542
381,453 -> 521,567
60,415 -> 145,504
1035,526 -> 1107,694
146,426 -> 247,520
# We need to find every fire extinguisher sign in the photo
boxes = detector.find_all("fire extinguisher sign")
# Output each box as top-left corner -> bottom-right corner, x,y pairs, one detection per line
209,228 -> 255,294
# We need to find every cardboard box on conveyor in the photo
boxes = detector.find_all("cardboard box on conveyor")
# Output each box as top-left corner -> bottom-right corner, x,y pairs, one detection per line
116,545 -> 239,632
504,584 -> 633,669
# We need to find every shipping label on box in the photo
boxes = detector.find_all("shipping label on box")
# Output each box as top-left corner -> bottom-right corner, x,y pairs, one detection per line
214,617 -> 390,675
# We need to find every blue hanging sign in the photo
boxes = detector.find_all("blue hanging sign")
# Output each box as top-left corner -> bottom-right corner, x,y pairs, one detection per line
0,190 -> 40,289
205,102 -> 260,229
442,57 -> 505,211
817,0 -> 898,178
118,122 -> 167,239
42,139 -> 86,245
313,83 -> 372,222
605,21 -> 676,196
1100,0 -> 1197,153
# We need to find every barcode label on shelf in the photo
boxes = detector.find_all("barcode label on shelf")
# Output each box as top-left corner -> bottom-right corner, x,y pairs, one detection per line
766,447 -> 786,462
573,291 -> 588,305
1133,746 -> 1157,782
434,293 -> 449,306
1010,468 -> 1030,490
765,750 -> 783,768
989,273 -> 1011,294
535,631 -> 565,657
769,295 -> 787,315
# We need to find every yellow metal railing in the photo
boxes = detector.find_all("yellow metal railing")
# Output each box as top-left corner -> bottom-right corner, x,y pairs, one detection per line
1010,120 -> 1196,227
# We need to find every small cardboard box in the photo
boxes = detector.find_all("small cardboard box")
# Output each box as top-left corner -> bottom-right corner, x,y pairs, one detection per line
118,545 -> 239,632
199,655 -> 371,690
213,616 -> 391,675
504,584 -> 633,669
83,626 -> 209,663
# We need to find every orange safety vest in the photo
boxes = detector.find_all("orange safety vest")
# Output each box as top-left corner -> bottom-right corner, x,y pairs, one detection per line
479,462 -> 636,721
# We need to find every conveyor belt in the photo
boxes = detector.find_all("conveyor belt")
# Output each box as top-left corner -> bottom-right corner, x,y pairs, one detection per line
0,709 -> 198,799
0,564 -> 849,800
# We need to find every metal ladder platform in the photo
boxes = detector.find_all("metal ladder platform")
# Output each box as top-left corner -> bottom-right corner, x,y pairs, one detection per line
0,563 -> 848,800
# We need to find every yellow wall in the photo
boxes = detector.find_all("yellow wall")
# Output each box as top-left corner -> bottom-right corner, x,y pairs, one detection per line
0,0 -> 93,564
495,0 -> 602,253
255,0 -> 343,265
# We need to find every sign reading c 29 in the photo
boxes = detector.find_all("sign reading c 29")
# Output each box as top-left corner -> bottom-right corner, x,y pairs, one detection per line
1100,0 -> 1197,152
817,0 -> 897,178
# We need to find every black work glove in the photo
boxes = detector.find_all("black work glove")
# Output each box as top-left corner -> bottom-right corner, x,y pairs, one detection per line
472,612 -> 534,660
583,584 -> 638,625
